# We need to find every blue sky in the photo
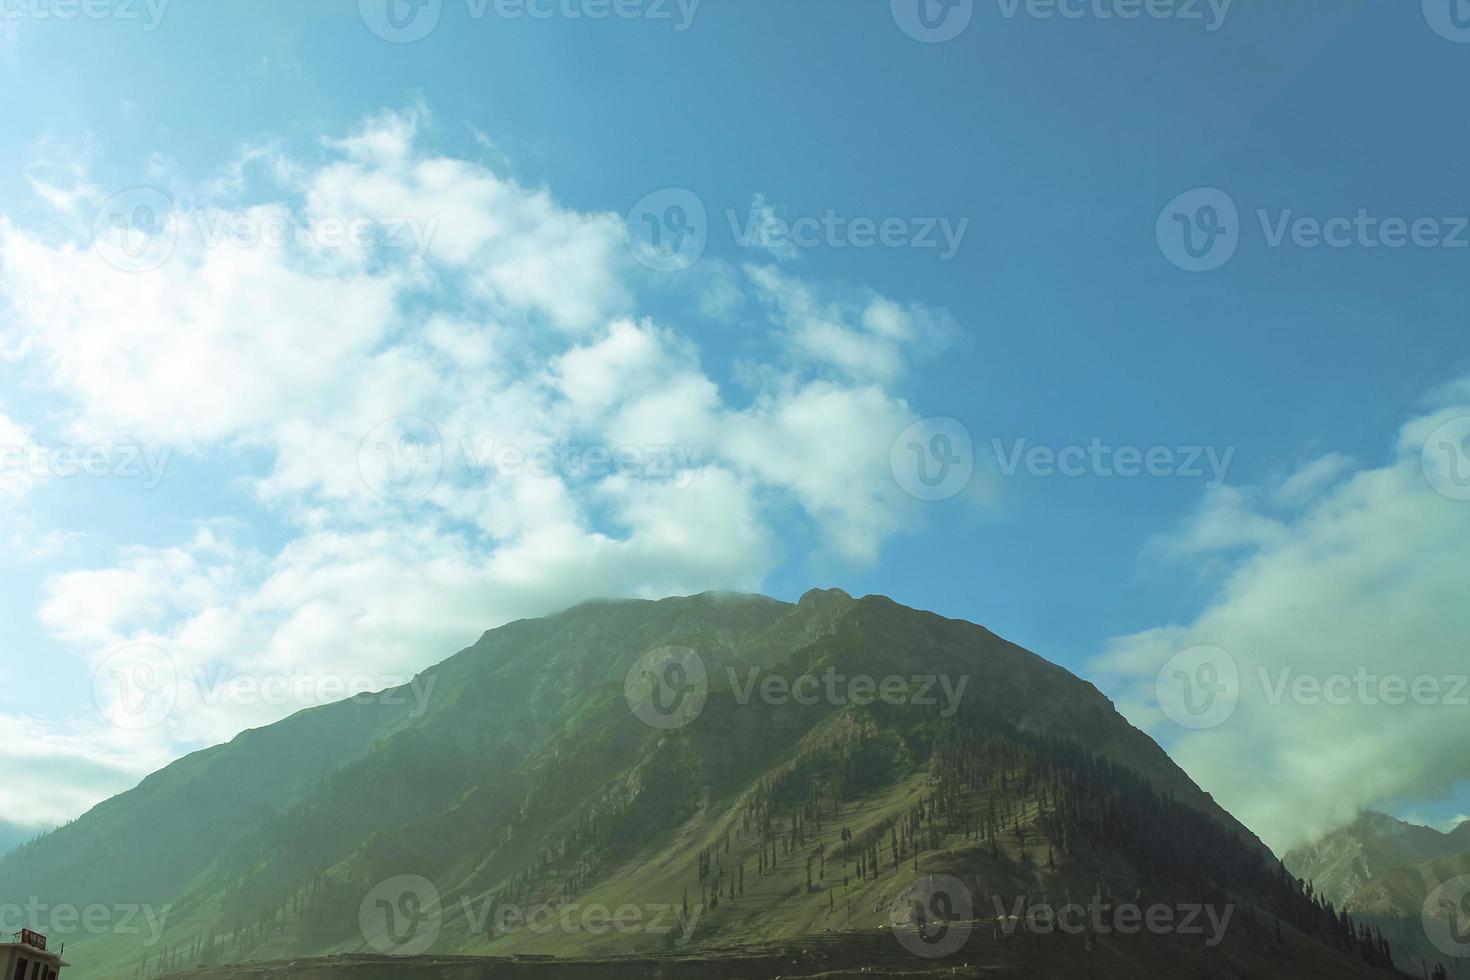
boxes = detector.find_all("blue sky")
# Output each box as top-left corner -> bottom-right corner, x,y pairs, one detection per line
1,0 -> 1468,853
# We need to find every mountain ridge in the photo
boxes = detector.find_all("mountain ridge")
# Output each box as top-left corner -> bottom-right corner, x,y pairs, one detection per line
1284,809 -> 1470,911
1,590 -> 1407,980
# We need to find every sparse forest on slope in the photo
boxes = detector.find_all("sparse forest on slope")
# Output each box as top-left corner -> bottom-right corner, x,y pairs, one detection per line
0,591 -> 1435,980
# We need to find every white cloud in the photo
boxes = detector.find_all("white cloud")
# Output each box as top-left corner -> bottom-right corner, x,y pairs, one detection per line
1091,393 -> 1470,853
738,193 -> 800,261
1440,814 -> 1470,834
0,408 -> 39,503
0,714 -> 168,830
1275,452 -> 1355,507
0,108 -> 947,821
0,218 -> 403,447
745,264 -> 953,385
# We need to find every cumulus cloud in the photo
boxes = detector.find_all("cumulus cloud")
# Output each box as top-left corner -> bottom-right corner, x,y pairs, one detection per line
1091,391 -> 1470,853
745,264 -> 954,386
0,108 -> 955,820
0,408 -> 39,503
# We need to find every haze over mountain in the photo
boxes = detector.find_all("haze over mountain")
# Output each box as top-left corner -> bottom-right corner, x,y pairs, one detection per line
1285,811 -> 1470,909
0,818 -> 44,859
1284,811 -> 1470,980
1,591 -> 1423,980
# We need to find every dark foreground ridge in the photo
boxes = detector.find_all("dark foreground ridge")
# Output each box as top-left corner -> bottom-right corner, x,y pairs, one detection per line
166,924 -> 1411,980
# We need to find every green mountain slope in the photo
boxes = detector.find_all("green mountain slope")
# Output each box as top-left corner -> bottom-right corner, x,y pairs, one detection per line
0,590 -> 1421,980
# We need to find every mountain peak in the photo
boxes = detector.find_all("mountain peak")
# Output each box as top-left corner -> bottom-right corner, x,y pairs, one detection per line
1352,810 -> 1414,833
798,586 -> 852,607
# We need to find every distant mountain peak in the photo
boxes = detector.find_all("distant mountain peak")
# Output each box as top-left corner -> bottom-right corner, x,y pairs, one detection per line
1285,809 -> 1470,912
798,586 -> 853,606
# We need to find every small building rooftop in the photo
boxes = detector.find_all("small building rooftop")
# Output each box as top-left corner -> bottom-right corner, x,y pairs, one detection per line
1,930 -> 70,975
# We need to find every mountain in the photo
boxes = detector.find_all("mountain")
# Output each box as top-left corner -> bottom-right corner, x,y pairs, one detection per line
0,816 -> 46,863
0,590 -> 1416,980
1284,811 -> 1469,909
1350,852 -> 1470,918
0,818 -> 46,859
1285,813 -> 1470,980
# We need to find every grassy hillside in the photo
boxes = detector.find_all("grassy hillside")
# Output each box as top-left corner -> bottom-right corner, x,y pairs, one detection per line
0,590 -> 1420,980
